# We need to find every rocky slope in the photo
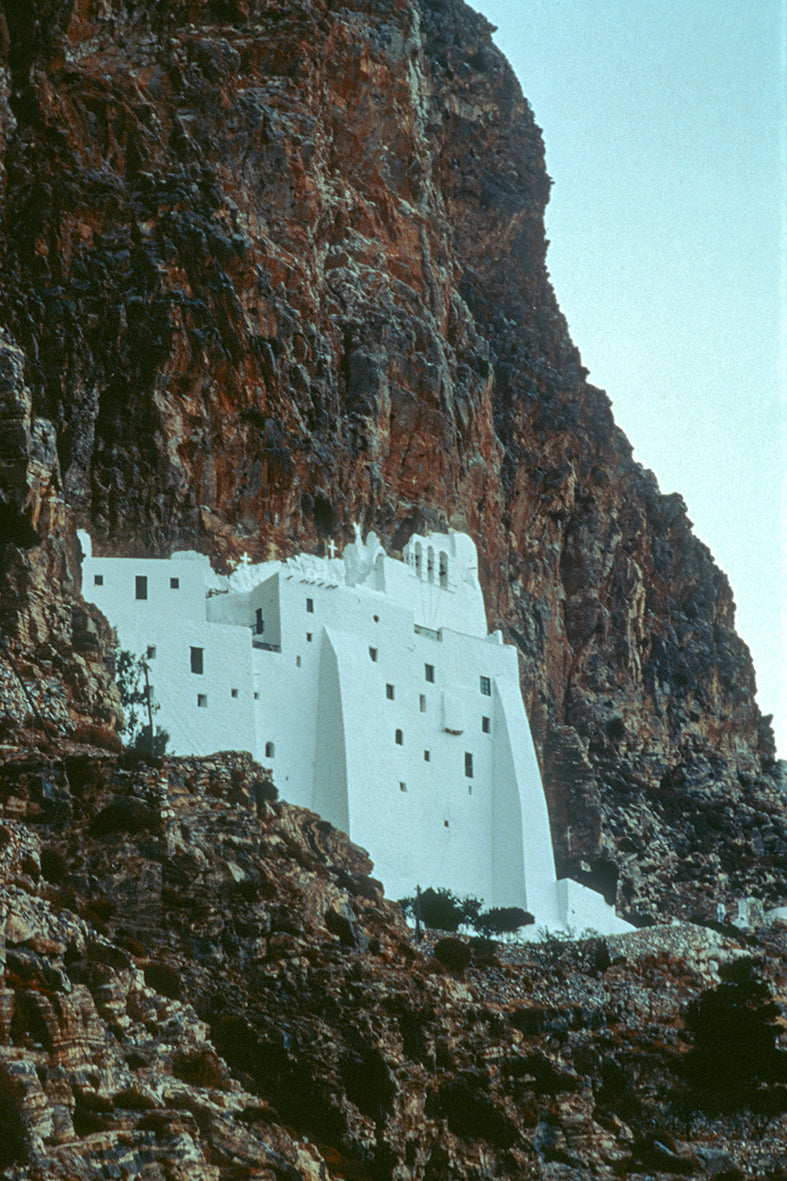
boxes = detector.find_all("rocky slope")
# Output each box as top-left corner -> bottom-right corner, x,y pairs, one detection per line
2,743 -> 787,1180
0,0 -> 783,920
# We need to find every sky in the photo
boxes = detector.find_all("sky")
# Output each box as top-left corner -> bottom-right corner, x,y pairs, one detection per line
476,0 -> 786,756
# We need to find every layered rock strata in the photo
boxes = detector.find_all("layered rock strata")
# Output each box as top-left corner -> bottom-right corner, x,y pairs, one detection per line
0,0 -> 782,917
1,745 -> 787,1180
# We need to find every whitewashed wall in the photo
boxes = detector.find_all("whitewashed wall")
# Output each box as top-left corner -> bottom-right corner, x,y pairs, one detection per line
80,531 -> 631,932
81,550 -> 255,756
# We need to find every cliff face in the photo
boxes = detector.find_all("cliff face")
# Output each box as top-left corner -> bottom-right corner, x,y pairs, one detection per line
0,0 -> 782,919
1,745 -> 786,1180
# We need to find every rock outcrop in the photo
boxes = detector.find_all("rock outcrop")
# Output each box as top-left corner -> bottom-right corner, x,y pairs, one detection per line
2,744 -> 787,1180
0,0 -> 782,920
0,332 -> 119,741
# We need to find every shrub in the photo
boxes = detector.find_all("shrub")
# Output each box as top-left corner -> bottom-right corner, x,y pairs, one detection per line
434,936 -> 472,973
90,795 -> 157,835
398,887 -> 483,932
40,846 -> 67,884
116,649 -> 168,756
132,724 -> 170,758
475,906 -> 534,937
252,777 -> 278,807
171,1045 -> 229,1090
143,961 -> 182,999
683,956 -> 783,1101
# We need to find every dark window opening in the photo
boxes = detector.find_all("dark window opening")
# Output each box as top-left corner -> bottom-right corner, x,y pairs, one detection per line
425,664 -> 435,683
386,683 -> 395,700
306,632 -> 313,642
306,598 -> 314,613
465,752 -> 474,778
369,647 -> 378,662
395,729 -> 403,746
135,575 -> 148,600
399,782 -> 407,792
265,741 -> 275,758
480,676 -> 491,696
424,750 -> 431,762
197,693 -> 207,708
482,716 -> 491,733
170,577 -> 180,589
255,608 -> 264,635
296,655 -> 301,667
94,574 -> 103,586
231,688 -> 239,698
147,646 -> 156,659
190,647 -> 204,675
444,820 -> 449,828
419,694 -> 427,713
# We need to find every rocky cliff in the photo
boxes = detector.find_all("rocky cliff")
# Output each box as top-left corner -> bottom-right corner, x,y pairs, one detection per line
1,744 -> 787,1180
0,0 -> 783,920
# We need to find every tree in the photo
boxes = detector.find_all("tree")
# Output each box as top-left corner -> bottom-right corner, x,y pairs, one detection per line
116,649 -> 169,757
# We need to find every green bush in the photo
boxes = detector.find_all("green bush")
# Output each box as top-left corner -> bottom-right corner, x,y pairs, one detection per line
171,1045 -> 229,1090
116,649 -> 169,756
475,906 -> 534,937
399,887 -> 483,932
683,957 -> 784,1101
434,936 -> 472,973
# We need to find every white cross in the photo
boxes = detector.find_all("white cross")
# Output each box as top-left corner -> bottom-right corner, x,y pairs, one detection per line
240,551 -> 251,566
327,540 -> 337,559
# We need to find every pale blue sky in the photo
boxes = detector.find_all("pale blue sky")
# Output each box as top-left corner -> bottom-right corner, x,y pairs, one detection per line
476,0 -> 786,755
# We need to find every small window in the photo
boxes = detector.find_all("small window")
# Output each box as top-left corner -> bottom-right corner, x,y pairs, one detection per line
147,646 -> 156,659
464,752 -> 474,778
468,785 -> 473,796
386,683 -> 395,701
373,614 -> 379,623
265,741 -> 275,758
419,694 -> 427,713
306,597 -> 314,613
197,693 -> 207,708
306,632 -> 313,643
480,676 -> 491,696
255,608 -> 264,634
444,819 -> 449,828
93,574 -> 104,586
170,577 -> 180,589
482,716 -> 491,734
135,575 -> 148,600
424,750 -> 431,762
369,646 -> 378,662
395,729 -> 403,746
439,552 -> 448,589
254,691 -> 260,700
399,782 -> 407,793
231,688 -> 239,698
424,664 -> 435,683
296,655 -> 301,667
190,647 -> 204,675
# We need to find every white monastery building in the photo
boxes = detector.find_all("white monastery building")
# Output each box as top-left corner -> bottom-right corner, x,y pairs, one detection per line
79,528 -> 630,934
